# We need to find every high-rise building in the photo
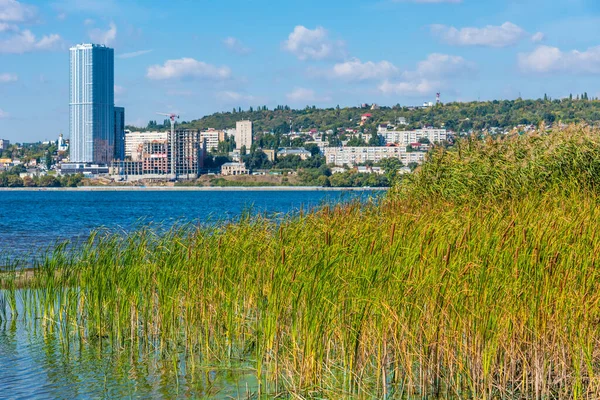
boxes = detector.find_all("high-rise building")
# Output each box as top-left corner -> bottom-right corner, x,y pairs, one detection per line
114,107 -> 125,160
0,139 -> 9,150
235,120 -> 253,150
69,43 -> 115,164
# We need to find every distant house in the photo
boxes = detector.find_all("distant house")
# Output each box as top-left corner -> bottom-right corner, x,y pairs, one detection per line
277,147 -> 312,160
221,162 -> 248,176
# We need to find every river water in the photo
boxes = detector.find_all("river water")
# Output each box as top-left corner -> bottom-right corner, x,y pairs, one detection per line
0,189 -> 380,399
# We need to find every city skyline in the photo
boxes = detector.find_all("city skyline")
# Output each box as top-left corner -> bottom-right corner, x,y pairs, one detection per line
1,0 -> 600,143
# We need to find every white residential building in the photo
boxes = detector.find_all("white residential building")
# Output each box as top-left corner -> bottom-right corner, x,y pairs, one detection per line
125,131 -> 168,160
235,120 -> 253,150
324,146 -> 426,167
382,128 -> 447,145
200,129 -> 225,152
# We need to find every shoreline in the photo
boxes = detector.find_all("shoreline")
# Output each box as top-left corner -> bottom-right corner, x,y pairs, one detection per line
0,186 -> 389,192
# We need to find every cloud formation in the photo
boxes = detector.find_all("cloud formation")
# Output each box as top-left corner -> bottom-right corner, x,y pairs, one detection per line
0,29 -> 61,53
0,108 -> 9,119
519,45 -> 600,74
118,49 -> 152,59
217,91 -> 256,103
147,58 -> 231,80
286,87 -> 331,103
431,22 -> 529,47
331,59 -> 399,81
282,25 -> 345,61
0,0 -> 36,23
223,37 -> 251,55
0,72 -> 17,82
89,22 -> 117,46
378,53 -> 473,96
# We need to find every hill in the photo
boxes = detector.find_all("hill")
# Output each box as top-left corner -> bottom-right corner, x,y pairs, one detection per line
129,97 -> 600,134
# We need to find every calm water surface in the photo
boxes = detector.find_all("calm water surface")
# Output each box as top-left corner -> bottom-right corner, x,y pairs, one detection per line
0,190 -> 375,260
0,189 -> 378,399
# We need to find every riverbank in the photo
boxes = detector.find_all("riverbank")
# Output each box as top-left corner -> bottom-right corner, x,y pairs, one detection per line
0,186 -> 388,192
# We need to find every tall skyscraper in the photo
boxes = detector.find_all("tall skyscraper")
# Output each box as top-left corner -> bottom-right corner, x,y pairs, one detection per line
114,107 -> 125,160
69,43 -> 115,164
235,120 -> 253,150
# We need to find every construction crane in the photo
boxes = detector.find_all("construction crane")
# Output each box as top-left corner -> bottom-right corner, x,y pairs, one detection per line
157,112 -> 179,180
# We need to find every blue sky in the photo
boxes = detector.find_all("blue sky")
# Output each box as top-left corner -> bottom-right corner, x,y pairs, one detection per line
0,0 -> 599,142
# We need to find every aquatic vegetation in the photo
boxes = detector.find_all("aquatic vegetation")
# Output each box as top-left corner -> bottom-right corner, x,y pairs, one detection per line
3,125 -> 600,398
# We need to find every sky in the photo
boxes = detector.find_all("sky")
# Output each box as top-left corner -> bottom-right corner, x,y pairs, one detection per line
0,0 -> 599,143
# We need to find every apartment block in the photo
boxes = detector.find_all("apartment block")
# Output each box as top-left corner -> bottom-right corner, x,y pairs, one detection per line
324,146 -> 425,167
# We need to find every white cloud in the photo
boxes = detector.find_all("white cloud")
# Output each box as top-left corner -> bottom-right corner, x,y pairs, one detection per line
411,53 -> 475,78
147,58 -> 231,80
223,37 -> 251,55
531,32 -> 545,43
286,87 -> 330,103
0,72 -> 17,82
0,108 -> 9,119
0,22 -> 17,32
0,0 -> 36,22
378,79 -> 439,96
217,91 -> 256,103
431,22 -> 527,47
88,22 -> 116,46
0,29 -> 61,53
378,53 -> 473,96
114,85 -> 124,95
118,49 -> 152,59
519,45 -> 600,74
331,58 -> 399,81
282,25 -> 345,61
83,18 -> 94,26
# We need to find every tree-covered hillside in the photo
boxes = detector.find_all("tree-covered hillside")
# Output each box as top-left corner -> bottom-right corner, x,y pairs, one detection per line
127,97 -> 600,134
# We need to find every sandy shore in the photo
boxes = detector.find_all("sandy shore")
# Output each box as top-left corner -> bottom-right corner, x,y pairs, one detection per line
0,186 -> 388,192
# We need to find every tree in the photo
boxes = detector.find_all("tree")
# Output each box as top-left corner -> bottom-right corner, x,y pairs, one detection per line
45,151 -> 52,170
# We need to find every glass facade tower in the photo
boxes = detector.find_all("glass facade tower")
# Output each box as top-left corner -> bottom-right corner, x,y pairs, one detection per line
69,44 -> 115,164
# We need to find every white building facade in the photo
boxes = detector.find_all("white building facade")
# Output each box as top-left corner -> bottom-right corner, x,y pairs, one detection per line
125,131 -> 168,161
380,128 -> 447,145
69,43 -> 115,164
235,120 -> 253,150
324,146 -> 426,167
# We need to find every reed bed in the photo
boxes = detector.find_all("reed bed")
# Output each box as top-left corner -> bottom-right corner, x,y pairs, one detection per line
3,126 -> 600,398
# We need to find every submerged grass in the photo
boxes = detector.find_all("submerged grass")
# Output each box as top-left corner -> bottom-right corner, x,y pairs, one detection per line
3,125 -> 600,398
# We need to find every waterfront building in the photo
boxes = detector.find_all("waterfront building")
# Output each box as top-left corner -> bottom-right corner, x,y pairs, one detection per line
141,140 -> 169,175
125,131 -> 168,160
69,43 -> 115,164
114,107 -> 125,160
0,139 -> 9,150
169,129 -> 205,180
221,162 -> 248,176
200,129 -> 225,152
323,146 -> 425,167
235,120 -> 253,150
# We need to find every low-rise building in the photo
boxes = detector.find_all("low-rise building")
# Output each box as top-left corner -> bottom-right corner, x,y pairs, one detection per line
277,147 -> 312,160
221,162 -> 248,176
324,146 -> 426,167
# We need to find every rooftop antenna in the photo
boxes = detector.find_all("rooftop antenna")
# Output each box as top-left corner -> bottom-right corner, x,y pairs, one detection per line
157,112 -> 179,180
